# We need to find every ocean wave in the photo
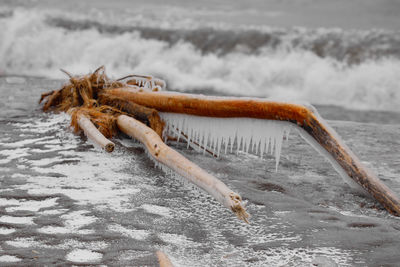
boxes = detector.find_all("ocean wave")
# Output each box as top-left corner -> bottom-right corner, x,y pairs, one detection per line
46,17 -> 400,64
1,9 -> 400,112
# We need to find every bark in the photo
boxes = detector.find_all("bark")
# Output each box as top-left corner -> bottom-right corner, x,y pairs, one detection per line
104,88 -> 400,216
77,113 -> 115,152
116,114 -> 249,222
98,93 -> 164,137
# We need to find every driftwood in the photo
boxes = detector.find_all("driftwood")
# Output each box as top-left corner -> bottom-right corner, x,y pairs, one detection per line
101,88 -> 400,216
98,94 -> 164,137
38,67 -> 400,218
156,251 -> 174,267
73,111 -> 115,152
38,68 -> 252,222
117,115 -> 249,222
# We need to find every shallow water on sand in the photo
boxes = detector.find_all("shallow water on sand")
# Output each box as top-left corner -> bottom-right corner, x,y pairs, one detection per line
0,77 -> 399,266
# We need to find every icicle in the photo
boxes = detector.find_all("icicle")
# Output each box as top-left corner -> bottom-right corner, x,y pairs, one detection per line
260,138 -> 266,159
203,133 -> 209,155
285,128 -> 290,142
187,128 -> 192,149
236,136 -> 242,155
270,135 -> 275,156
160,113 -> 291,171
216,137 -> 221,157
275,128 -> 284,172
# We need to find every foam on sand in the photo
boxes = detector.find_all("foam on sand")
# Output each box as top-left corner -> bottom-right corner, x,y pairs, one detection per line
0,255 -> 21,263
65,249 -> 102,263
0,227 -> 16,235
38,210 -> 96,235
0,216 -> 35,225
2,197 -> 58,212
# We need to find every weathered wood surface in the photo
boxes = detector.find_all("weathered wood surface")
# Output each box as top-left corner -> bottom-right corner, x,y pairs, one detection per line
116,115 -> 249,222
156,251 -> 174,267
104,88 -> 400,216
98,94 -> 164,137
76,113 -> 115,152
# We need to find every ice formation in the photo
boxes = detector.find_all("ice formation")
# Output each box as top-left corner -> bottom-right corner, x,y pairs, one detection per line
133,76 -> 165,91
136,78 -> 154,89
160,113 -> 291,171
295,126 -> 364,191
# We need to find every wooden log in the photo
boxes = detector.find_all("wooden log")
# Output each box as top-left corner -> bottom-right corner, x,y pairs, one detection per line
98,94 -> 164,137
104,88 -> 400,216
116,115 -> 249,222
156,251 -> 174,267
76,113 -> 115,152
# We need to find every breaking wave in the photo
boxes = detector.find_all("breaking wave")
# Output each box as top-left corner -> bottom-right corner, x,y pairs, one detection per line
1,8 -> 400,112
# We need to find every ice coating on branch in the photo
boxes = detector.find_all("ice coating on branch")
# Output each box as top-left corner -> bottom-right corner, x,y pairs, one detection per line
295,126 -> 364,191
160,113 -> 291,171
131,76 -> 166,91
136,78 -> 154,89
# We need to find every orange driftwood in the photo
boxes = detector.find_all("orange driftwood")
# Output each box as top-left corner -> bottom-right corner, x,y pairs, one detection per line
98,94 -> 164,137
116,115 -> 249,222
156,251 -> 174,267
101,88 -> 400,216
73,112 -> 115,152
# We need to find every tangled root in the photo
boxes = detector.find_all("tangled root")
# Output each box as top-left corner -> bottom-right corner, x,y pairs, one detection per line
40,66 -> 166,139
70,106 -> 121,138
41,66 -> 122,112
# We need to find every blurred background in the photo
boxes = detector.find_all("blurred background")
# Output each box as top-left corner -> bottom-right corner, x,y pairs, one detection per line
1,0 -> 400,113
